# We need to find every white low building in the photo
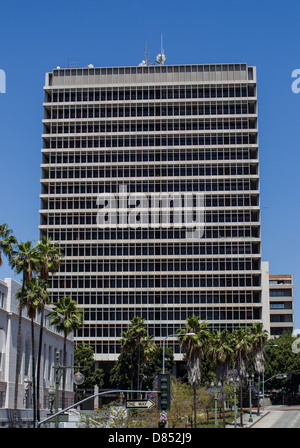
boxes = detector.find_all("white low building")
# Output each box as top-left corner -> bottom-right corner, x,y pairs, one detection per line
0,278 -> 75,426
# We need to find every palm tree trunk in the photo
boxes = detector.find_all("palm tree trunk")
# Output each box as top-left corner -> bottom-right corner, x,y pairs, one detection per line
36,309 -> 44,422
12,302 -> 23,428
222,382 -> 226,428
31,317 -> 36,428
194,386 -> 197,428
257,375 -> 261,416
12,280 -> 25,428
61,335 -> 67,410
240,380 -> 243,427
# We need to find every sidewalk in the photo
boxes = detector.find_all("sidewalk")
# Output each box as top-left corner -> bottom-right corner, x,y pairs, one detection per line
226,408 -> 270,428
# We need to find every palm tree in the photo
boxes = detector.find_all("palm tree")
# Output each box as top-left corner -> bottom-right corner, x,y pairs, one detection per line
130,317 -> 147,392
120,317 -> 147,395
49,296 -> 83,409
36,236 -> 63,282
35,236 -> 63,421
10,241 -> 39,427
16,277 -> 47,427
139,334 -> 157,391
208,329 -> 234,427
27,277 -> 50,422
0,223 -> 17,267
120,328 -> 136,394
232,326 -> 253,427
249,322 -> 268,415
177,316 -> 210,428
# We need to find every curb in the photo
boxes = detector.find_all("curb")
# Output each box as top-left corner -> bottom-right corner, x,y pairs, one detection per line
247,410 -> 270,428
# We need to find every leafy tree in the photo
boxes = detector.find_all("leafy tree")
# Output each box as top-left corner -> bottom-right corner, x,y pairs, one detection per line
167,377 -> 193,428
177,316 -> 210,428
265,332 -> 300,396
49,296 -> 83,408
110,319 -> 174,392
74,343 -> 104,399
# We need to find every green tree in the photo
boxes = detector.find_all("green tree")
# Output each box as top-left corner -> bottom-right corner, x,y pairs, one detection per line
74,343 -> 104,400
0,223 -> 17,267
232,326 -> 253,427
49,296 -> 83,409
36,236 -> 63,283
265,332 -> 300,396
249,322 -> 268,414
35,236 -> 63,421
111,318 -> 173,393
17,277 -> 48,426
177,316 -> 210,428
10,241 -> 39,428
208,329 -> 234,427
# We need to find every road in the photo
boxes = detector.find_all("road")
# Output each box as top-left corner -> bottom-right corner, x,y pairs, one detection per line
252,405 -> 300,428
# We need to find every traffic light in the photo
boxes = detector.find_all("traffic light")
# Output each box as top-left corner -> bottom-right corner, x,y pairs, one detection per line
158,373 -> 170,411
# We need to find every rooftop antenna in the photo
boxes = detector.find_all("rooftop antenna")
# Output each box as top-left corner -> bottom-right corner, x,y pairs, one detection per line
156,33 -> 166,65
138,35 -> 166,66
139,42 -> 149,66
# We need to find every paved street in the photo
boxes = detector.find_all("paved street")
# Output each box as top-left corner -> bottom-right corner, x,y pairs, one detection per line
250,405 -> 300,428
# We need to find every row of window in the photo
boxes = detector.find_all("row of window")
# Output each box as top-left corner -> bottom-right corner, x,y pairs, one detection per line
46,118 -> 256,135
61,242 -> 256,257
47,165 -> 256,179
45,225 -> 259,241
43,149 -> 257,163
74,291 -> 259,304
45,180 -> 257,194
47,85 -> 253,103
45,195 -> 256,210
50,274 -> 260,289
47,102 -> 254,120
83,306 -> 260,323
269,289 -> 293,297
46,134 -> 256,150
51,290 -> 260,306
60,258 -> 260,274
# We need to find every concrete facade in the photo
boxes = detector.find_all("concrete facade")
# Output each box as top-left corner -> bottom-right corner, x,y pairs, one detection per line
0,278 -> 74,423
260,262 -> 294,337
39,63 -> 264,362
269,273 -> 294,336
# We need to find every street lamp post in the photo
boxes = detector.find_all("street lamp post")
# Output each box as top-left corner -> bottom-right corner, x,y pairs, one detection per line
230,376 -> 240,428
211,381 -> 222,428
52,351 -> 84,428
246,373 -> 254,423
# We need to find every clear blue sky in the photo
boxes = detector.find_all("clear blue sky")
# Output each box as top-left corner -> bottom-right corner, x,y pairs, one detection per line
0,0 -> 299,328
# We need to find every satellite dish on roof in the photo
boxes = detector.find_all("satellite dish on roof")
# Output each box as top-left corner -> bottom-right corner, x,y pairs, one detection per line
156,53 -> 166,65
156,34 -> 166,65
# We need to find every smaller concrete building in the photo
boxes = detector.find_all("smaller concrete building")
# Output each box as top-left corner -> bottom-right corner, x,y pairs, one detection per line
269,273 -> 294,336
0,278 -> 74,426
261,262 -> 294,337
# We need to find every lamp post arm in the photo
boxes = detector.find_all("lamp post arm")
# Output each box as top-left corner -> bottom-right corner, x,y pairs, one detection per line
38,389 -> 159,427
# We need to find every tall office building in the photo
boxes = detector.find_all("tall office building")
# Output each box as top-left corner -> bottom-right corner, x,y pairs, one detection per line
40,61 -> 262,364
